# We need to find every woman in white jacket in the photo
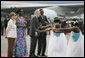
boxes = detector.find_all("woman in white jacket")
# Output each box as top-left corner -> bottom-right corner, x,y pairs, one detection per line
6,12 -> 17,57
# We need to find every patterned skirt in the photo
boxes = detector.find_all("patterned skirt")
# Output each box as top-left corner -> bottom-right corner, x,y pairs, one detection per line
13,27 -> 28,57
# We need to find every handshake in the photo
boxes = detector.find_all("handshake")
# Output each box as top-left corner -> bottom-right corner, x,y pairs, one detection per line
45,28 -> 52,31
37,23 -> 60,33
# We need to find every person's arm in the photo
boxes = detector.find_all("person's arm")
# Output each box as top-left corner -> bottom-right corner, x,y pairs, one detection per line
53,27 -> 80,33
17,25 -> 26,27
52,28 -> 70,33
6,21 -> 12,38
40,25 -> 51,29
37,28 -> 51,32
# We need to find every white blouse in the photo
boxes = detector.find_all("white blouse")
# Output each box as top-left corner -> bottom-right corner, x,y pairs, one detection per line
6,19 -> 17,38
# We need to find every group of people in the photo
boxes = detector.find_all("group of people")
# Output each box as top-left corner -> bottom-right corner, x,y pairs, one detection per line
3,8 -> 84,57
47,19 -> 84,57
4,9 -> 49,57
1,16 -> 9,35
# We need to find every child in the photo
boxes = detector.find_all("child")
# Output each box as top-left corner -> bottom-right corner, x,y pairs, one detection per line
47,19 -> 67,57
53,21 -> 84,57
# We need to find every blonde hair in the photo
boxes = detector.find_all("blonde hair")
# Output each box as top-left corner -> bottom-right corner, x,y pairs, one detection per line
9,12 -> 16,18
34,10 -> 40,15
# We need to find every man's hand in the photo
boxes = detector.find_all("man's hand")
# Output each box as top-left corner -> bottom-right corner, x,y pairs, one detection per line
35,32 -> 38,37
51,24 -> 55,30
46,28 -> 51,31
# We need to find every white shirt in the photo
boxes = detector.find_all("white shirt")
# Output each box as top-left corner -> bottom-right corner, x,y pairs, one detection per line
6,19 -> 17,38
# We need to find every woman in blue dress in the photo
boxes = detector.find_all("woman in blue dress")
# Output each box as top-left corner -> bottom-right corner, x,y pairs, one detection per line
13,9 -> 28,57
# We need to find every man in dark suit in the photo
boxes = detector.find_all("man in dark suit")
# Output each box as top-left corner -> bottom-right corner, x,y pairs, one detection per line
4,16 -> 9,33
29,10 -> 40,57
37,9 -> 49,57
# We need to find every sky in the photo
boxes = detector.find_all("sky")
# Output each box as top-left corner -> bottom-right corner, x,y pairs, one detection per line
25,1 -> 84,4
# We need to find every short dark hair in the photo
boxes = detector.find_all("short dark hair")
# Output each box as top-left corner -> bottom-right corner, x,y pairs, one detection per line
54,19 -> 61,24
73,22 -> 79,27
39,9 -> 43,11
73,18 -> 77,21
16,9 -> 23,14
54,17 -> 58,20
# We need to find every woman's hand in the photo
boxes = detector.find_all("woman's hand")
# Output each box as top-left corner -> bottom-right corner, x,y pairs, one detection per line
5,35 -> 7,39
23,25 -> 26,28
17,25 -> 26,28
24,20 -> 27,24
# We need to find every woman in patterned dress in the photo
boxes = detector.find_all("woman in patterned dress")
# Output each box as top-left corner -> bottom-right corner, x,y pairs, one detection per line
13,9 -> 28,57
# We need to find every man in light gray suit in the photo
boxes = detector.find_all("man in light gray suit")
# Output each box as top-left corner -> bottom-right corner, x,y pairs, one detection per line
29,10 -> 40,57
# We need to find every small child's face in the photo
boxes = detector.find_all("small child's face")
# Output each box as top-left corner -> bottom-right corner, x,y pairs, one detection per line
53,23 -> 61,28
55,23 -> 61,28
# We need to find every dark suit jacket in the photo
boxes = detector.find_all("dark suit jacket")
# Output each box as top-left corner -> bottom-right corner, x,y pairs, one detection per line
39,15 -> 49,26
29,16 -> 39,37
38,15 -> 49,36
